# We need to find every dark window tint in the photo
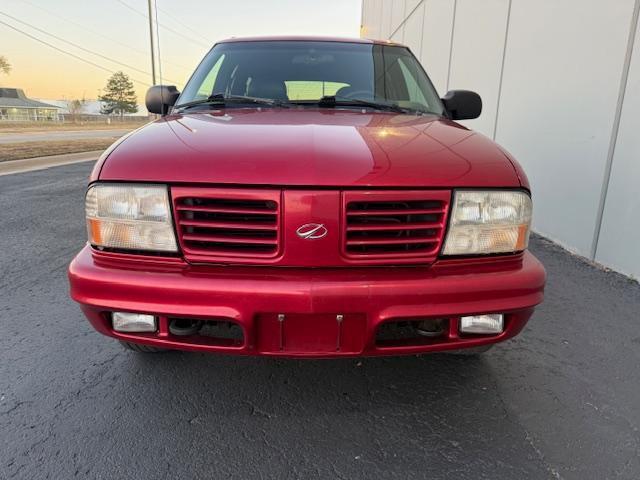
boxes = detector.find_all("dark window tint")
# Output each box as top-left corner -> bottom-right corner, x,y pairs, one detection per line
179,41 -> 444,115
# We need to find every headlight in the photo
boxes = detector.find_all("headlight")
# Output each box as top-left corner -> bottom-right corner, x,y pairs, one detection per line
442,190 -> 532,255
85,183 -> 178,252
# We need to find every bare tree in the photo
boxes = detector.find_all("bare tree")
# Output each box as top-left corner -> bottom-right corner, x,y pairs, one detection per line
0,56 -> 11,76
67,98 -> 86,123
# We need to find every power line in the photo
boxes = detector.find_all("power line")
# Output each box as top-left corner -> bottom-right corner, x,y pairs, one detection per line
114,0 -> 209,49
156,5 -> 211,44
17,0 -> 148,57
0,18 -> 151,87
15,0 -> 193,72
0,11 -> 152,77
154,0 -> 163,85
0,11 -> 181,85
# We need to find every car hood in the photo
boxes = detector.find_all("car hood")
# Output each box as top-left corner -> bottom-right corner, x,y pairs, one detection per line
98,109 -> 521,188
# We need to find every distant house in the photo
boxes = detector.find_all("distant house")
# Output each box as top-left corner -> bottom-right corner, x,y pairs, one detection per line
0,88 -> 62,121
40,99 -> 149,117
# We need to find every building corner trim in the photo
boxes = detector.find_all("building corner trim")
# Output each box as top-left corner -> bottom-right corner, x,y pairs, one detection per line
493,0 -> 512,141
590,0 -> 640,260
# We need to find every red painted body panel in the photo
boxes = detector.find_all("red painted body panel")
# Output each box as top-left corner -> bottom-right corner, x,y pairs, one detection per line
69,246 -> 545,357
340,189 -> 450,264
97,111 -> 523,189
498,145 -> 531,190
172,186 -> 284,264
170,187 -> 452,267
73,42 -> 546,356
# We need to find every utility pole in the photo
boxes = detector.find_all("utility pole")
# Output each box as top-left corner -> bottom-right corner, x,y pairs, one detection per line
147,0 -> 157,85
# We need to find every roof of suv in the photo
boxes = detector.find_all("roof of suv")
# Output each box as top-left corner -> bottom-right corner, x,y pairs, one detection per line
216,35 -> 406,47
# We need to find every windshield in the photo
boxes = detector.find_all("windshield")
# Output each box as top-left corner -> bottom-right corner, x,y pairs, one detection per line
177,41 -> 445,115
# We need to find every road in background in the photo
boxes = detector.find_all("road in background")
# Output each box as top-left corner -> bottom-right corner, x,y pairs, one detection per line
1,163 -> 639,479
0,128 -> 131,144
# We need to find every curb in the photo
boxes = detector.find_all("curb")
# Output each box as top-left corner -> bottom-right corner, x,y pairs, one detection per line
0,150 -> 103,176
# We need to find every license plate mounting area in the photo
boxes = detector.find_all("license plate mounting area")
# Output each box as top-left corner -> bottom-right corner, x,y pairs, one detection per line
255,313 -> 366,355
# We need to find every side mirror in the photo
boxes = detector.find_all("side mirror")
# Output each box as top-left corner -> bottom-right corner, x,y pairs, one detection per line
145,85 -> 180,115
441,90 -> 482,120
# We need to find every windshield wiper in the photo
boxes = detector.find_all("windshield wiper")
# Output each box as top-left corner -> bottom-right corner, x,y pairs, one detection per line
289,95 -> 431,115
174,94 -> 284,111
295,95 -> 420,114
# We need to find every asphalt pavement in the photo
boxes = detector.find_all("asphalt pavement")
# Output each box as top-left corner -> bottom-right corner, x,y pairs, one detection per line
0,129 -> 130,144
1,162 -> 639,479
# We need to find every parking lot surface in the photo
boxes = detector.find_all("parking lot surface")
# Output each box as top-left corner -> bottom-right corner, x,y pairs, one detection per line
1,162 -> 639,479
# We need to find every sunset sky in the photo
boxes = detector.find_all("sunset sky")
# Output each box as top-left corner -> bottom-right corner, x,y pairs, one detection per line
0,0 -> 362,102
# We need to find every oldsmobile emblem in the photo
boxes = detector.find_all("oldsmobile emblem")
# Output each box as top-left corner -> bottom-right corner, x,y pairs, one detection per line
296,223 -> 328,240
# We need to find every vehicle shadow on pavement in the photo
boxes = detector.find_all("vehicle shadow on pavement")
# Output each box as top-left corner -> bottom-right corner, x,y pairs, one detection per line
128,350 -> 491,414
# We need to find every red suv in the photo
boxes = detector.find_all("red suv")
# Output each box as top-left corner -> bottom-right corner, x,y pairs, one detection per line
68,37 -> 545,357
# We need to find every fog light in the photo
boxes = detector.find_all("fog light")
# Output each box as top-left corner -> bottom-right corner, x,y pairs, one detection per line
112,312 -> 157,333
414,319 -> 446,337
460,314 -> 503,334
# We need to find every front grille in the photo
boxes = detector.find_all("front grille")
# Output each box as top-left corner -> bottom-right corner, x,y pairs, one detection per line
172,188 -> 281,262
343,191 -> 450,263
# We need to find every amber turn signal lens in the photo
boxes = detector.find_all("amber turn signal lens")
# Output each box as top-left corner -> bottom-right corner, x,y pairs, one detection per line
442,190 -> 532,255
85,184 -> 178,252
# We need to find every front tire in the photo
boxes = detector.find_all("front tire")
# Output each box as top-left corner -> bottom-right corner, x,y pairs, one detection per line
119,341 -> 167,353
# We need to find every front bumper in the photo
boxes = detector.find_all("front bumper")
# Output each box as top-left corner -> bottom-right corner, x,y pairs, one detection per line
68,246 -> 546,357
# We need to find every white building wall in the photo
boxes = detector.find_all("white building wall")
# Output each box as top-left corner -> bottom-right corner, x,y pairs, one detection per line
419,0 -> 456,92
390,0 -> 406,40
496,0 -> 634,257
361,0 -> 640,279
595,15 -> 640,276
402,2 -> 425,58
448,0 -> 509,136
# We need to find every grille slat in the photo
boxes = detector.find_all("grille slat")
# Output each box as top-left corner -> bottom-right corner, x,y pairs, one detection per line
343,192 -> 450,261
176,205 -> 275,215
346,237 -> 440,246
179,219 -> 277,231
182,233 -> 278,245
346,222 -> 441,232
346,208 -> 444,216
174,191 -> 281,260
